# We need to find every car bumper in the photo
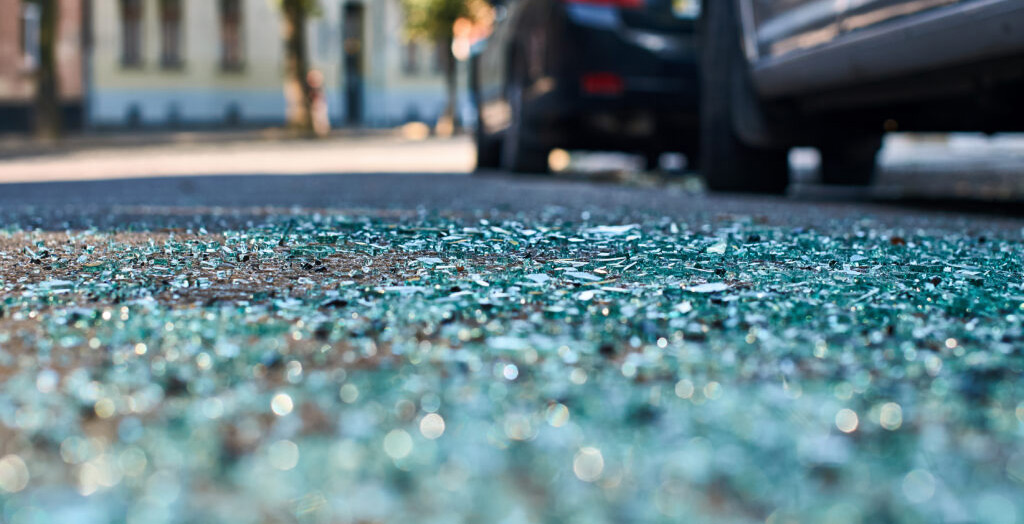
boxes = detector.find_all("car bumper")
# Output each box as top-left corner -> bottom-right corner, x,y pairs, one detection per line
524,79 -> 699,151
523,16 -> 700,151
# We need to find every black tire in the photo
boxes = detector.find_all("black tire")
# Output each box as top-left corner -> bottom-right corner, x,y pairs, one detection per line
819,134 -> 883,186
701,0 -> 789,193
470,52 -> 500,172
474,125 -> 502,170
683,146 -> 701,172
501,79 -> 550,174
644,152 -> 662,172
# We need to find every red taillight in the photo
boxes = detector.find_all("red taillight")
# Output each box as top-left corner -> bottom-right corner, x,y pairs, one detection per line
581,72 -> 625,96
564,0 -> 643,9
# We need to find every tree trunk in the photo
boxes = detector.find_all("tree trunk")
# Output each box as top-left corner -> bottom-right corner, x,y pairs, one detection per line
282,0 -> 314,136
437,34 -> 459,136
35,0 -> 62,141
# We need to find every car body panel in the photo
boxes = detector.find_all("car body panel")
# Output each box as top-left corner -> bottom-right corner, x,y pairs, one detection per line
734,0 -> 1024,103
747,0 -> 842,60
839,0 -> 962,34
745,0 -> 972,61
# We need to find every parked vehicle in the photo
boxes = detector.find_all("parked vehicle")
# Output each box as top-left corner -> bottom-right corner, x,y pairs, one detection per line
470,0 -> 703,173
701,0 -> 1024,193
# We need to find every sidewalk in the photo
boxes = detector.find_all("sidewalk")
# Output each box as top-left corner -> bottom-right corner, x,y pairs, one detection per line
0,127 -> 401,161
0,131 -> 475,183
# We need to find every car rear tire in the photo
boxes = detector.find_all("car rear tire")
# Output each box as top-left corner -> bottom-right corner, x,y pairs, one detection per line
644,152 -> 662,172
683,146 -> 701,172
819,135 -> 882,186
475,125 -> 502,171
700,0 -> 789,194
501,79 -> 550,174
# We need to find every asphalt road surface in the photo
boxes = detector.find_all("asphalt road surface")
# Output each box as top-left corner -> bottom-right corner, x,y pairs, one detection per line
0,133 -> 1022,233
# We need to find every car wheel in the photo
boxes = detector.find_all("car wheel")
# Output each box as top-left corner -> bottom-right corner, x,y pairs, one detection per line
819,134 -> 883,186
501,78 -> 550,174
644,152 -> 662,172
474,124 -> 502,171
683,146 -> 701,172
701,0 -> 789,193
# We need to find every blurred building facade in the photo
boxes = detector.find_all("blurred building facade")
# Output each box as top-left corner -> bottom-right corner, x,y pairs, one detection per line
87,0 -> 467,128
0,0 -> 85,132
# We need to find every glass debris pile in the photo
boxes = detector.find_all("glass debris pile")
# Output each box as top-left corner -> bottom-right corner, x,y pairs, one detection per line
0,215 -> 1022,524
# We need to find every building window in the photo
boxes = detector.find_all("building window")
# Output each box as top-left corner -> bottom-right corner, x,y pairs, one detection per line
402,41 -> 419,75
160,0 -> 183,68
121,0 -> 143,67
219,0 -> 244,71
21,3 -> 41,70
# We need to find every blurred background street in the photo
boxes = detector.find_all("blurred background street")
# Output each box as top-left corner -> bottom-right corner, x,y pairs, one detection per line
3,0 -> 1024,209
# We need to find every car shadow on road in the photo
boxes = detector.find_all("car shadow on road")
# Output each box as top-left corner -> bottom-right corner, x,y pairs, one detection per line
2,171 -> 1022,232
790,182 -> 1024,219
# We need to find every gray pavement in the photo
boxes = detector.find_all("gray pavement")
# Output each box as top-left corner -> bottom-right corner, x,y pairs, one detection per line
0,133 -> 1023,234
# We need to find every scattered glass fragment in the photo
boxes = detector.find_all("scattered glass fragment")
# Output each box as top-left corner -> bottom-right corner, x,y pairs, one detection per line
0,213 -> 1019,522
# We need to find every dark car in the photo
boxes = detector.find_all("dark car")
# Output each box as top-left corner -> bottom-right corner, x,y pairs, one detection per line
471,0 -> 703,173
701,0 -> 1024,193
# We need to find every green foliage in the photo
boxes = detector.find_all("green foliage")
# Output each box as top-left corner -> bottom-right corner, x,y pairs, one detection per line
273,0 -> 322,17
401,0 -> 471,41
